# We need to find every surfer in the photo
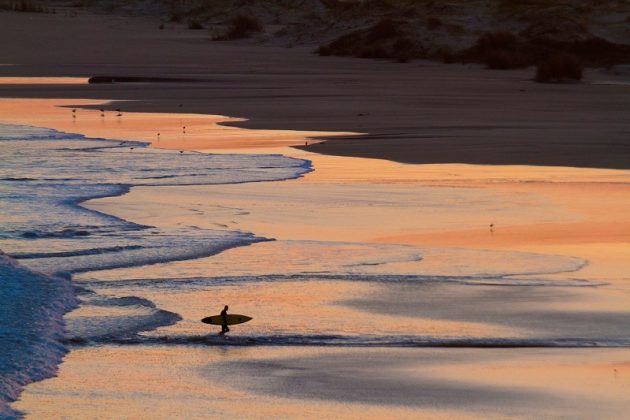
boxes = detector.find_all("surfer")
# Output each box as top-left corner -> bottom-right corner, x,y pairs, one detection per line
220,305 -> 230,334
201,310 -> 250,332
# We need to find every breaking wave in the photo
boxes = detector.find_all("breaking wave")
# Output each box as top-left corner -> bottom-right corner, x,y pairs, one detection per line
0,122 -> 312,417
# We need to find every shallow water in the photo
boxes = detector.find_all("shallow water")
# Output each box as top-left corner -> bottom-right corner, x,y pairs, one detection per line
0,123 -> 310,416
70,239 -> 625,348
3,120 -> 630,418
13,346 -> 630,419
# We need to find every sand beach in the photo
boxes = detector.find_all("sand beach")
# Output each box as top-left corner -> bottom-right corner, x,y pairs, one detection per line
1,7 -> 630,419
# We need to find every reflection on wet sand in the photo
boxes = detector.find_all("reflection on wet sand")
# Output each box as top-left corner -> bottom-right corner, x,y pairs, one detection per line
14,346 -> 630,419
0,98 -> 351,150
0,77 -> 88,85
6,98 -> 630,418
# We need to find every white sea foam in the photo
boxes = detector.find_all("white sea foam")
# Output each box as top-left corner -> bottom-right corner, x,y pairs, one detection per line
76,240 -> 587,284
64,292 -> 182,343
0,124 -> 86,141
0,122 -> 311,274
0,254 -> 76,418
0,123 -> 312,416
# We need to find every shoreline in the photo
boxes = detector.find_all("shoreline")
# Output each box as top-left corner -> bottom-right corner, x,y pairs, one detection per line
1,10 -> 630,169
4,97 -> 630,262
3,74 -> 630,169
3,96 -> 628,286
0,109 -> 322,416
4,97 -> 630,418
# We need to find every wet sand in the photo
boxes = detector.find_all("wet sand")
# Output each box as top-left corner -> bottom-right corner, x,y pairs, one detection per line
0,98 -> 350,151
13,346 -> 630,419
3,98 -> 630,417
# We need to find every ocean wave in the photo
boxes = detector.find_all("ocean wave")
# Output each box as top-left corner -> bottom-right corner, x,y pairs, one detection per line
0,123 -> 311,278
78,273 -> 604,290
12,245 -> 145,259
1,124 -> 310,256
0,124 -> 86,141
0,122 -> 313,415
20,228 -> 92,239
23,234 -> 271,277
0,254 -> 77,418
64,294 -> 181,343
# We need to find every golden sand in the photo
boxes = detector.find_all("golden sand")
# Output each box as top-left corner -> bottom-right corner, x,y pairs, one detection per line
0,98 -> 350,150
3,98 -> 629,282
5,98 -> 630,418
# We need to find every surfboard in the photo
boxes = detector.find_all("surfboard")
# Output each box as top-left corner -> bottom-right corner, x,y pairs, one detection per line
201,314 -> 252,325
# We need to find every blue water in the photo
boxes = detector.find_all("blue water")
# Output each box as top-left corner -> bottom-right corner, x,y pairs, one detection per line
0,123 -> 312,417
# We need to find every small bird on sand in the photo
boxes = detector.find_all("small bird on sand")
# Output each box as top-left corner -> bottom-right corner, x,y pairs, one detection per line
129,147 -> 135,150
72,109 -> 76,118
179,150 -> 184,154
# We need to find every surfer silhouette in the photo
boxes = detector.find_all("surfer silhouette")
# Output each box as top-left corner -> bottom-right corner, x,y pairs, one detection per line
220,305 -> 230,334
201,308 -> 251,332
